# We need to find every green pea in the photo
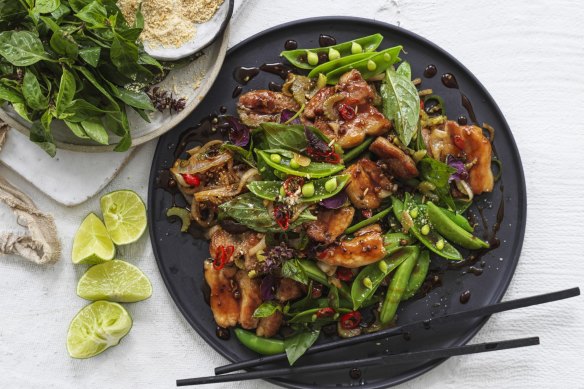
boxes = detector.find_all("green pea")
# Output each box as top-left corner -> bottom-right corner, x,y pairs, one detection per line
311,313 -> 318,322
289,159 -> 300,169
351,41 -> 363,54
383,52 -> 392,62
367,59 -> 377,71
409,207 -> 419,219
324,177 -> 337,192
436,239 -> 445,250
317,73 -> 328,89
307,51 -> 319,66
270,153 -> 282,163
328,47 -> 341,60
378,260 -> 388,273
421,224 -> 430,235
362,277 -> 373,289
302,182 -> 315,197
279,186 -> 286,197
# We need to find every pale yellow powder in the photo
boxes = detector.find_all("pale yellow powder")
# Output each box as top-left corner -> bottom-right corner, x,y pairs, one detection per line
117,0 -> 225,48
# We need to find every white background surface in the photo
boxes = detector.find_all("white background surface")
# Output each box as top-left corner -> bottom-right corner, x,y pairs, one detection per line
1,1 -> 584,388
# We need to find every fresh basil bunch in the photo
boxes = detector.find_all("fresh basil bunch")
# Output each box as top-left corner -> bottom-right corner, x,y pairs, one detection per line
0,0 -> 164,155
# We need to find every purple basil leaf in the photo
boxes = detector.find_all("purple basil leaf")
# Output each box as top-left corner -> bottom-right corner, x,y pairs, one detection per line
319,191 -> 348,209
304,126 -> 330,154
226,116 -> 250,146
280,109 -> 300,124
260,274 -> 277,300
446,155 -> 469,182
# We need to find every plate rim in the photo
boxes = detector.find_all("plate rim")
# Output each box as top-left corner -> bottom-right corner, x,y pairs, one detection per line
0,25 -> 231,153
148,16 -> 527,388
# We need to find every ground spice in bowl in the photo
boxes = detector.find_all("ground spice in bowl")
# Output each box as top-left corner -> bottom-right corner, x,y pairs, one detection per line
117,0 -> 225,48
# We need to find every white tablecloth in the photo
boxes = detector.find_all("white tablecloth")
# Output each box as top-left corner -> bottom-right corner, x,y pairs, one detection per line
1,1 -> 583,388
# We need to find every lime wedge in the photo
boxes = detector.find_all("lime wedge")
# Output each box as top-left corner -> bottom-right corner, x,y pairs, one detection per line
77,260 -> 153,303
66,301 -> 132,359
72,213 -> 115,265
100,190 -> 147,245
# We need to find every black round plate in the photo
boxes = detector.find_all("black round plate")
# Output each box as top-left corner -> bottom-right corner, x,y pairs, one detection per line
148,17 -> 526,388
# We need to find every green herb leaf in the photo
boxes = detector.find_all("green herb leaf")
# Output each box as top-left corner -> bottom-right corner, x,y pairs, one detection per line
61,99 -> 113,122
284,329 -> 320,365
55,68 -> 76,115
64,120 -> 89,139
418,157 -> 456,210
29,119 -> 56,157
49,30 -> 78,59
12,103 -> 32,122
79,46 -> 101,67
81,117 -> 108,144
110,34 -> 139,76
75,1 -> 107,26
252,301 -> 281,318
0,31 -> 52,66
22,70 -> 49,110
381,63 -> 420,146
281,259 -> 309,285
0,83 -> 24,104
222,143 -> 256,168
35,0 -> 60,14
105,80 -> 154,111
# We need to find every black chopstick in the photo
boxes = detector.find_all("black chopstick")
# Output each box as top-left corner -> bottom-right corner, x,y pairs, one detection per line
177,336 -> 540,386
215,287 -> 579,374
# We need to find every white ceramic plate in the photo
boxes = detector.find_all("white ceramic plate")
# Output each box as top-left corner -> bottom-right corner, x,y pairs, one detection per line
0,26 -> 230,153
144,0 -> 234,61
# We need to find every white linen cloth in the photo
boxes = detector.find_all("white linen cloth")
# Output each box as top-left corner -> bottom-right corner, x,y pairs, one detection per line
1,1 -> 583,388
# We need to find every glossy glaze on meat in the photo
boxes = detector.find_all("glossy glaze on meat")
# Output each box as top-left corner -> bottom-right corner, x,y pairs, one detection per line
344,159 -> 394,209
317,224 -> 386,268
204,262 -> 240,328
369,137 -> 419,179
305,206 -> 355,244
237,90 -> 299,127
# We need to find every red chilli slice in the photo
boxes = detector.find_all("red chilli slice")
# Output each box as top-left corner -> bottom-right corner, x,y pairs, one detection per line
338,103 -> 356,121
182,173 -> 201,187
336,267 -> 353,281
316,307 -> 335,318
340,311 -> 362,329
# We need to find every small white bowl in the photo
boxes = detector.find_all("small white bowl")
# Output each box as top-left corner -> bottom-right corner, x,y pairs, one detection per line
144,0 -> 234,61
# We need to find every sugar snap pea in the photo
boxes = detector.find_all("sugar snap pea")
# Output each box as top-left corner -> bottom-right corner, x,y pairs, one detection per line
345,205 -> 393,235
307,53 -> 376,78
234,328 -> 285,355
350,246 -> 418,310
379,250 -> 418,324
383,232 -> 416,250
342,136 -> 375,163
401,250 -> 431,301
280,34 -> 384,70
325,46 -> 403,84
247,175 -> 350,203
256,150 -> 344,179
427,202 -> 489,249
296,259 -> 351,299
439,206 -> 474,233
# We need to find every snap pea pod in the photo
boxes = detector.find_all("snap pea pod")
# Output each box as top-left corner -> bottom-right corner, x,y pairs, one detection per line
427,202 -> 489,249
256,150 -> 344,179
342,136 -> 375,164
234,328 -> 285,355
287,306 -> 352,324
296,259 -> 351,300
439,206 -> 474,233
247,175 -> 350,203
325,46 -> 403,85
394,195 -> 463,261
401,250 -> 431,301
379,251 -> 418,323
383,232 -> 417,249
307,53 -> 376,78
350,246 -> 418,310
281,33 -> 384,70
345,205 -> 393,235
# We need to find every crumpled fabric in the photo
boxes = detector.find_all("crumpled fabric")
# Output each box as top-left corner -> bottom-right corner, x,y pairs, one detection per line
0,123 -> 61,264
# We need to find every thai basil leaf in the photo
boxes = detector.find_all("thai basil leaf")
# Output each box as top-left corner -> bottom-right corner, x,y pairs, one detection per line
74,66 -> 119,108
75,1 -> 107,26
105,80 -> 154,111
112,109 -> 131,152
79,46 -> 101,67
260,123 -> 332,154
68,0 -> 91,13
381,64 -> 420,146
138,52 -> 163,71
218,193 -> 317,233
110,34 -> 139,76
396,61 -> 411,79
0,31 -> 52,66
281,259 -> 309,285
29,119 -> 56,157
118,28 -> 142,43
284,329 -> 320,365
0,1 -> 27,28
418,157 -> 456,210
62,99 -> 113,122
39,15 -> 60,32
22,70 -> 49,110
114,129 -> 131,152
222,143 -> 256,168
50,3 -> 71,20
49,30 -> 78,59
81,117 -> 108,144
35,0 -> 60,14
252,301 -> 281,318
55,68 -> 76,115
12,103 -> 32,122
64,120 -> 89,139
102,109 -> 128,137
0,83 -> 24,104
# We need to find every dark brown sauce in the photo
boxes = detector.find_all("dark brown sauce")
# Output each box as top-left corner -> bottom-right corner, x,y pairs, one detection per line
155,169 -> 178,196
232,85 -> 243,98
174,118 -> 214,158
216,326 -> 230,340
418,272 -> 443,297
219,106 -> 227,114
441,73 -> 459,89
423,64 -> 437,78
349,368 -> 362,380
457,115 -> 468,125
461,94 -> 478,124
260,62 -> 293,80
319,34 -> 337,47
233,66 -> 260,85
284,39 -> 298,50
268,81 -> 282,92
460,290 -> 471,304
317,52 -> 329,64
467,266 -> 483,276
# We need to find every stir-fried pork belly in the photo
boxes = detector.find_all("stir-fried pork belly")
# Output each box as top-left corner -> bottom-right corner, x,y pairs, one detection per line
203,262 -> 240,328
305,206 -> 355,244
276,278 -> 306,303
237,90 -> 300,127
235,270 -> 262,330
424,120 -> 493,194
369,137 -> 419,179
316,224 -> 386,268
256,311 -> 284,338
209,228 -> 263,265
344,159 -> 394,209
303,70 -> 391,149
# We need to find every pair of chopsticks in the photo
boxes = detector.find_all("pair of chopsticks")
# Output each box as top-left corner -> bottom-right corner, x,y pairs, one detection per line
177,287 -> 580,386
